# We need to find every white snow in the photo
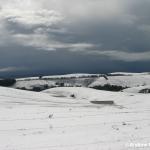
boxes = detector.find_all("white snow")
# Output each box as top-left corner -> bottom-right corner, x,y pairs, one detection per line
0,86 -> 150,150
17,73 -> 101,81
123,85 -> 150,94
13,79 -> 56,90
109,72 -> 150,76
89,74 -> 150,88
14,73 -> 150,92
43,73 -> 101,79
14,73 -> 102,90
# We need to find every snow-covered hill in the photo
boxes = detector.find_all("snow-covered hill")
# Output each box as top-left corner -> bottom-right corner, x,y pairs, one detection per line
0,86 -> 150,150
12,74 -> 102,91
11,72 -> 150,93
123,85 -> 150,94
89,73 -> 150,88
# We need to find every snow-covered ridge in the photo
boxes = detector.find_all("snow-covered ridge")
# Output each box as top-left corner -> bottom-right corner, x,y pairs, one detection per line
11,72 -> 150,93
16,72 -> 150,81
16,73 -> 102,81
109,72 -> 150,76
13,73 -> 104,91
123,85 -> 150,94
89,74 -> 150,88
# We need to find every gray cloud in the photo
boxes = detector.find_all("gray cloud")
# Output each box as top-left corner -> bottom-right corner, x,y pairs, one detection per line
0,66 -> 27,72
86,50 -> 150,62
0,0 -> 150,76
0,9 -> 63,27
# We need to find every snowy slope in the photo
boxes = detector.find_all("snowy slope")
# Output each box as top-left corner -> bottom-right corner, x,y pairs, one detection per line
13,79 -> 56,90
109,72 -> 150,76
0,86 -> 150,150
123,85 -> 150,94
12,72 -> 150,92
13,75 -> 99,91
17,73 -> 101,81
89,73 -> 150,88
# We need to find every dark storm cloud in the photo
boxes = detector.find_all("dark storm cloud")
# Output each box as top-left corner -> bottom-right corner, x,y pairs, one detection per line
1,45 -> 150,78
0,0 -> 150,77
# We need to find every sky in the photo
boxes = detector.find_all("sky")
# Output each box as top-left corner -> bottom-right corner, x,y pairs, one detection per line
0,0 -> 150,77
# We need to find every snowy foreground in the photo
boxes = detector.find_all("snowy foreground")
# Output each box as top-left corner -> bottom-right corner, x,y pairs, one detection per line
0,86 -> 150,150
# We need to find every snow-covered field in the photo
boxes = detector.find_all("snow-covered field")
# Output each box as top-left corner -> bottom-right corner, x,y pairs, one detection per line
89,73 -> 150,88
123,87 -> 150,96
12,72 -> 150,92
0,86 -> 150,150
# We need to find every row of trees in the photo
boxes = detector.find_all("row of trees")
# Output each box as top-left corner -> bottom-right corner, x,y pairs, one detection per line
92,84 -> 127,91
